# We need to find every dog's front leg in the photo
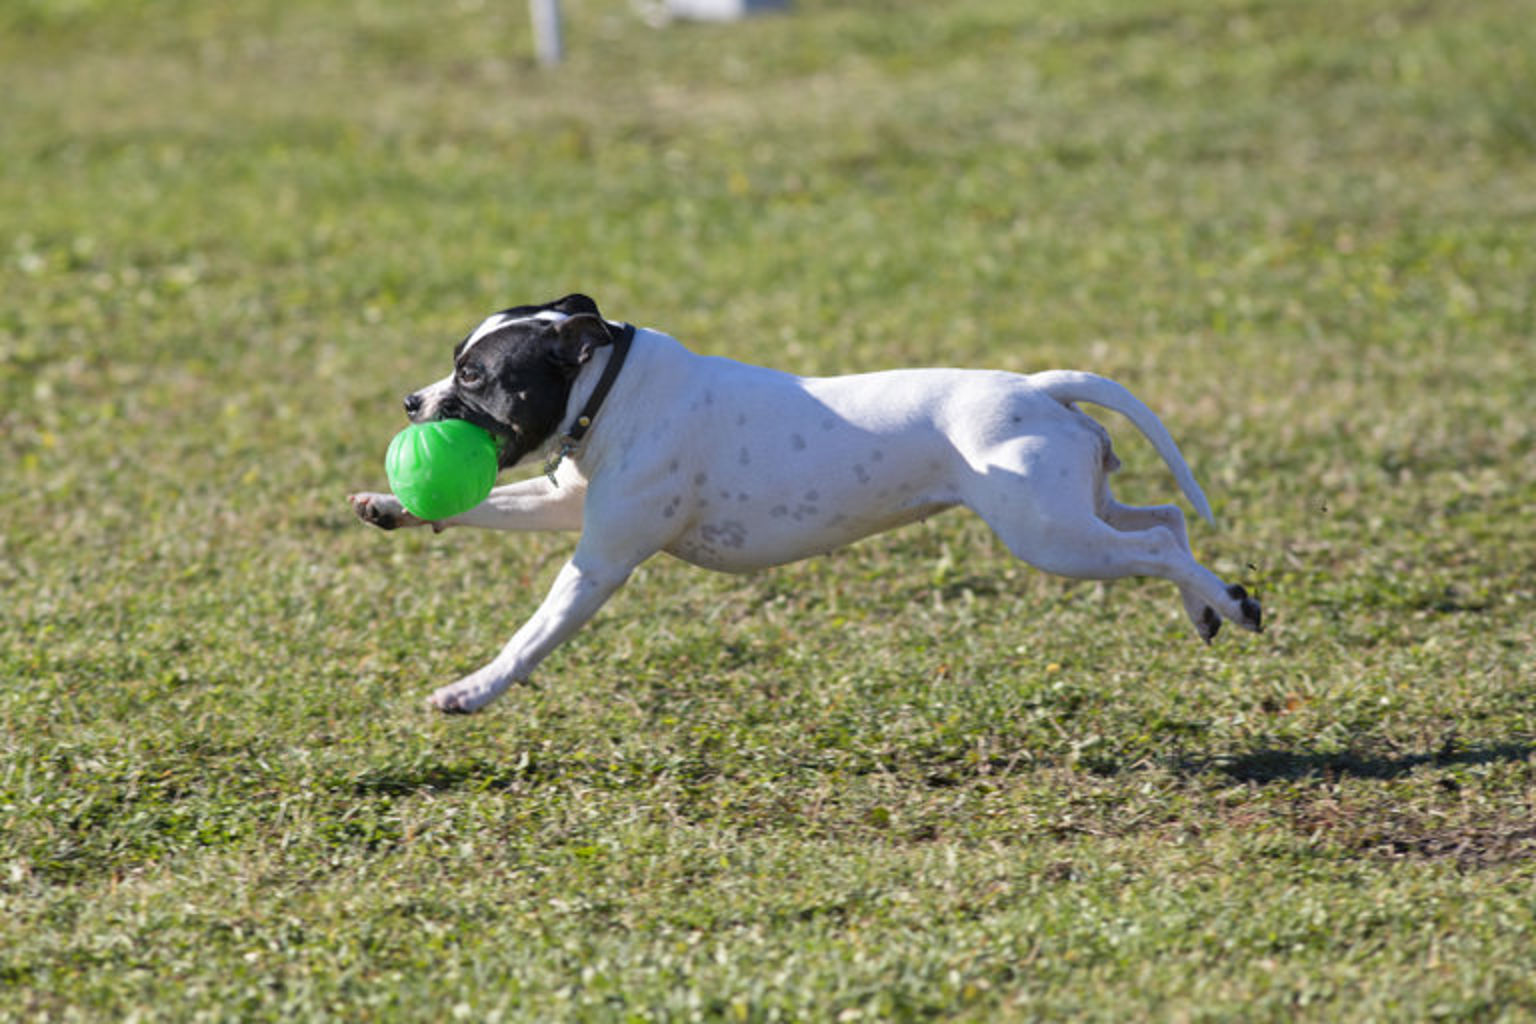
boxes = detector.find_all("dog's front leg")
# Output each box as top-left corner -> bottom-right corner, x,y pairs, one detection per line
443,475 -> 585,532
427,553 -> 632,714
349,476 -> 584,533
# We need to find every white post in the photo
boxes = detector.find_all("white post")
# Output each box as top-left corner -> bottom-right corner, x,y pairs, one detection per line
529,0 -> 563,66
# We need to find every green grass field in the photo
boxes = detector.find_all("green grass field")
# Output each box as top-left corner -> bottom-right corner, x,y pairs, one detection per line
4,0 -> 1535,1018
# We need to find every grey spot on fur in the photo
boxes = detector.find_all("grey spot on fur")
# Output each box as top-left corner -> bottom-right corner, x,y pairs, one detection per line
804,489 -> 819,502
854,464 -> 871,484
701,520 -> 748,549
671,537 -> 713,562
738,447 -> 750,466
770,505 -> 788,518
791,434 -> 806,451
694,472 -> 708,486
870,450 -> 884,462
821,417 -> 836,431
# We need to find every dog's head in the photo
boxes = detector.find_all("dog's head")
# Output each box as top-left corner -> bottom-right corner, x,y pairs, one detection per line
405,294 -> 618,469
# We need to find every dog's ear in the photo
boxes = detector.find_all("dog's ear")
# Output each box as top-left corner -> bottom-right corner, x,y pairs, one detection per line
549,314 -> 613,377
549,294 -> 602,319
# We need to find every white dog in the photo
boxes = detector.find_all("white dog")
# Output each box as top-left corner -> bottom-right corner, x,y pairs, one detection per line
350,295 -> 1261,713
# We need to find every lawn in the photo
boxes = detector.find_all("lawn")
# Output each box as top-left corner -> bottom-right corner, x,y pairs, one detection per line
3,0 -> 1535,1019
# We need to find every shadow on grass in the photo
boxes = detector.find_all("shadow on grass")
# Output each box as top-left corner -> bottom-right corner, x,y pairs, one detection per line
341,758 -> 543,796
1183,741 -> 1535,784
337,751 -> 709,797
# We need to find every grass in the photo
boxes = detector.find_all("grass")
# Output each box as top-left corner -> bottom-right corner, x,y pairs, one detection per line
3,0 -> 1535,1018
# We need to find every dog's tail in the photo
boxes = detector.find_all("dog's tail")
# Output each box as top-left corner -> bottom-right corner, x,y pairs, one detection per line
1030,370 -> 1215,525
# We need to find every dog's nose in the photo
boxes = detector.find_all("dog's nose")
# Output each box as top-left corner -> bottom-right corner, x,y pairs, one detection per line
403,392 -> 423,418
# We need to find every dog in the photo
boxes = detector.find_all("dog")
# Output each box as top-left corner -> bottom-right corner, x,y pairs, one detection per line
349,294 -> 1261,713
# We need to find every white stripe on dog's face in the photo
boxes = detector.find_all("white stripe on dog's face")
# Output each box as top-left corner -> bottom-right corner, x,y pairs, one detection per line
460,309 -> 569,359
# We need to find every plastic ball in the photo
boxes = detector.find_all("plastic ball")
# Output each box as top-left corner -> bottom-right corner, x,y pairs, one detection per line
384,420 -> 499,521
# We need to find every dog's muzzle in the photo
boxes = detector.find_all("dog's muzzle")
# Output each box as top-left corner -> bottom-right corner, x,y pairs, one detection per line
403,385 -> 521,465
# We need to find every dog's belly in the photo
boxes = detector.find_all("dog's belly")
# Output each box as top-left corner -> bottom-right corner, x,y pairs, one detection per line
651,367 -> 1011,573
664,489 -> 960,573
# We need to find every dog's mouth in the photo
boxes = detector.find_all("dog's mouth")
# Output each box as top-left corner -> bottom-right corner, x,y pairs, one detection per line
456,415 -> 526,471
412,395 -> 523,468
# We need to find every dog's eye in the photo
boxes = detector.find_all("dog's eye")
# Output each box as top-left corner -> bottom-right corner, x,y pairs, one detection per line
456,363 -> 485,388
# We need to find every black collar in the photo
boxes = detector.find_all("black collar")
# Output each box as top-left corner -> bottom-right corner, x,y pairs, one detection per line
543,321 -> 635,483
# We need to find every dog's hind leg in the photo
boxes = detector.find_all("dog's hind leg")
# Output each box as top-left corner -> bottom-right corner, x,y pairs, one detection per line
961,441 -> 1260,640
993,509 -> 1260,639
1097,492 -> 1226,641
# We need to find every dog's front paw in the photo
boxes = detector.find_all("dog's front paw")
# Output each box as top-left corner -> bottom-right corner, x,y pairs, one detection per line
427,677 -> 502,715
349,492 -> 425,531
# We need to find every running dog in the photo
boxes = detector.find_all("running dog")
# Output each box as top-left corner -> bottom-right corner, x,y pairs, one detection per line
350,294 -> 1260,712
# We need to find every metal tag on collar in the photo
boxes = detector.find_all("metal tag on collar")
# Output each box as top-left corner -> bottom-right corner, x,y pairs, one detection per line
543,438 -> 572,485
543,417 -> 589,486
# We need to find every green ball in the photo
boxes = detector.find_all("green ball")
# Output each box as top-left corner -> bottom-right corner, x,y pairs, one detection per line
384,420 -> 499,521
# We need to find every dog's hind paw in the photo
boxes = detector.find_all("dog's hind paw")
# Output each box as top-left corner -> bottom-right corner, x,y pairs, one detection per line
1227,584 -> 1263,633
1198,606 -> 1222,644
348,492 -> 424,531
1194,585 -> 1262,643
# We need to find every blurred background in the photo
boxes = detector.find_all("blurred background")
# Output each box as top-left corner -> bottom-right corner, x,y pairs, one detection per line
2,3 -> 1534,1015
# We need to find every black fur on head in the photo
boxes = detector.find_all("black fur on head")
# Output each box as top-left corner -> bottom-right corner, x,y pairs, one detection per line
405,294 -> 616,469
